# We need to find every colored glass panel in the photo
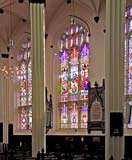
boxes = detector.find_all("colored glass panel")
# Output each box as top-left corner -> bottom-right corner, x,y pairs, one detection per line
81,104 -> 88,128
28,60 -> 32,105
130,7 -> 132,16
28,108 -> 32,130
59,20 -> 89,129
61,105 -> 68,128
80,43 -> 89,63
19,108 -> 27,130
60,72 -> 69,95
70,103 -> 78,128
20,63 -> 27,106
18,41 -> 32,130
128,35 -> 132,95
60,50 -> 69,71
70,65 -> 78,94
129,19 -> 132,32
70,47 -> 78,65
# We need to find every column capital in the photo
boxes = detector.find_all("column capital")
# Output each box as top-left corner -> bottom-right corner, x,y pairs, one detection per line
29,0 -> 46,5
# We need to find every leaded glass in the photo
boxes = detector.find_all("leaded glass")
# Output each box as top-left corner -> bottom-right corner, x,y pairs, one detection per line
129,19 -> 132,32
19,108 -> 27,130
20,63 -> 27,106
130,7 -> 132,16
17,40 -> 32,130
28,60 -> 32,105
70,65 -> 78,95
61,104 -> 68,128
59,20 -> 89,129
28,108 -> 32,130
81,103 -> 88,128
128,35 -> 132,95
70,103 -> 78,128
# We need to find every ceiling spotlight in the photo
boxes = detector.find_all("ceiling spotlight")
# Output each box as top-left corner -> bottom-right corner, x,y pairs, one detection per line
94,16 -> 100,23
0,8 -> 4,14
18,0 -> 24,3
67,0 -> 71,4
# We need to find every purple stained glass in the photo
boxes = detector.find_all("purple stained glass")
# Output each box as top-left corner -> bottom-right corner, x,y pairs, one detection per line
61,105 -> 67,113
130,7 -> 132,16
60,50 -> 69,63
129,19 -> 132,32
82,104 -> 88,112
80,44 -> 89,58
128,35 -> 132,95
59,20 -> 90,128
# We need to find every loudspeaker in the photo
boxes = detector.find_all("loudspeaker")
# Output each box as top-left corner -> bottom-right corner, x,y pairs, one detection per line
8,124 -> 13,147
110,112 -> 123,136
0,123 -> 3,142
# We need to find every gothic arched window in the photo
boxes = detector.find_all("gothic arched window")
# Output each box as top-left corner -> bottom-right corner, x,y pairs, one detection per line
58,19 -> 89,129
125,6 -> 132,129
17,40 -> 32,130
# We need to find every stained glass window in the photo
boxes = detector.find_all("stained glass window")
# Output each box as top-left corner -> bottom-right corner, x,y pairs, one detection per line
125,7 -> 132,96
19,108 -> 28,130
130,7 -> 132,16
129,20 -> 132,32
59,20 -> 89,129
128,35 -> 132,95
17,40 -> 32,130
125,7 -> 132,129
81,103 -> 88,128
70,103 -> 78,128
61,104 -> 68,128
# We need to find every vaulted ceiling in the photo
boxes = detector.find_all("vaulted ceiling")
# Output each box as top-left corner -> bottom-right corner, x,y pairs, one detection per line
0,0 -> 104,56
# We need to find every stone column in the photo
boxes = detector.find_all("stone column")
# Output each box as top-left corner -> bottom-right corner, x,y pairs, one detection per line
30,1 -> 46,157
105,0 -> 125,160
1,59 -> 9,145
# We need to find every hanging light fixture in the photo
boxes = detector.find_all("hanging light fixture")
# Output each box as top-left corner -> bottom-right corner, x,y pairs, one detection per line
0,0 -> 19,79
0,65 -> 19,79
8,0 -> 14,51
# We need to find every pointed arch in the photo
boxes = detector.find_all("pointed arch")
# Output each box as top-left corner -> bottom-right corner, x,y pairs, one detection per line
58,19 -> 90,129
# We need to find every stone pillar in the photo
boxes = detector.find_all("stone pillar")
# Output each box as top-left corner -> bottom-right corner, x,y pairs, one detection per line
105,0 -> 125,160
30,1 -> 46,157
1,59 -> 9,144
